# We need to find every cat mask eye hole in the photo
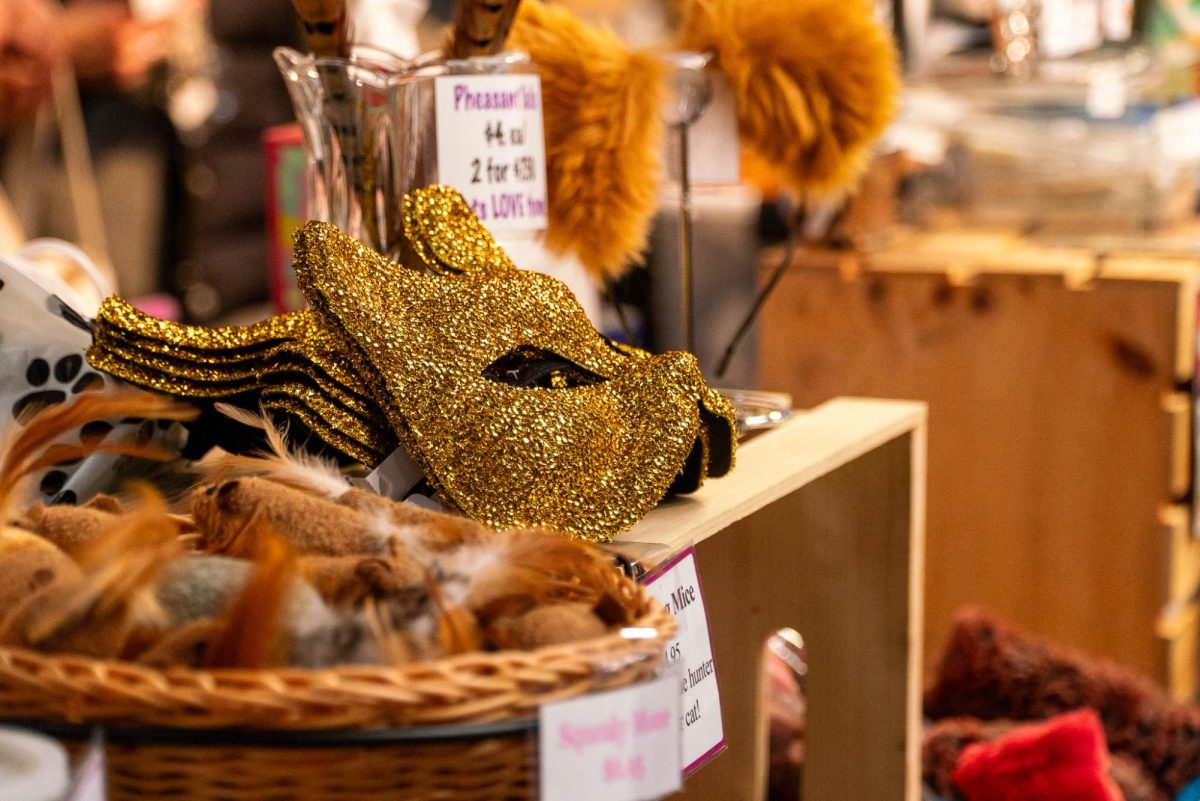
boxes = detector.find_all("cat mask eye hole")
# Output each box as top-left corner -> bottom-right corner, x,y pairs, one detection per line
482,346 -> 607,389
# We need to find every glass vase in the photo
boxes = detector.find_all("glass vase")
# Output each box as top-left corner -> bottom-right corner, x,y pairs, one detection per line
274,46 -> 418,260
274,47 -> 541,261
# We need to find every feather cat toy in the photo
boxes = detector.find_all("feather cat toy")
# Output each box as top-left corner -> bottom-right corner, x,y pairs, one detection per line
447,0 -> 523,58
0,393 -> 196,620
192,408 -> 642,651
0,396 -> 649,668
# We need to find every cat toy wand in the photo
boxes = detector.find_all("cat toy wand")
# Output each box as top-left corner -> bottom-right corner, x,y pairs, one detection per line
289,0 -> 384,250
446,0 -> 523,58
661,51 -> 713,356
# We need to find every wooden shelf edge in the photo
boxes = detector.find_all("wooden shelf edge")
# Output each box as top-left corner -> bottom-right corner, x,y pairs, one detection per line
624,397 -> 928,552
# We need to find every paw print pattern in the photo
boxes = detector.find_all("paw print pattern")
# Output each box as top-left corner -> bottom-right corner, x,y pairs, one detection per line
13,354 -> 105,421
13,354 -> 108,499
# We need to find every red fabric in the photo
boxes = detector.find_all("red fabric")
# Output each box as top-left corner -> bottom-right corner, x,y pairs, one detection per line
952,709 -> 1125,801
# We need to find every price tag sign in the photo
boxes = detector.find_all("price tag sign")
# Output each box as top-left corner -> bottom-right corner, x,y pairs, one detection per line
539,673 -> 682,801
434,74 -> 549,232
645,547 -> 726,774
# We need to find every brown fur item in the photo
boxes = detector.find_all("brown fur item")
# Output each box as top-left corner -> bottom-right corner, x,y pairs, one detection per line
0,528 -> 82,614
16,495 -> 124,557
192,477 -> 392,557
678,0 -> 899,198
336,488 -> 495,550
0,490 -> 183,659
193,477 -> 500,559
300,554 -> 425,608
489,602 -> 607,650
508,0 -> 665,281
924,609 -> 1200,798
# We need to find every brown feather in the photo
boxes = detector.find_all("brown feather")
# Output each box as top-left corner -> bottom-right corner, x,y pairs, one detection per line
463,529 -> 636,625
290,0 -> 350,58
448,0 -> 523,59
203,406 -> 351,500
423,570 -> 483,655
0,391 -> 196,523
204,523 -> 296,668
363,597 -> 416,665
29,440 -> 173,474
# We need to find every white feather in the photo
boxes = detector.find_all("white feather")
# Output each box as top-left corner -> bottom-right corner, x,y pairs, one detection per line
213,402 -> 267,431
211,404 -> 351,499
437,542 -> 505,607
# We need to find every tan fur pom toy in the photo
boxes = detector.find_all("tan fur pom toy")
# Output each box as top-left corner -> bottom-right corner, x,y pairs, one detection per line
506,0 -> 897,282
677,0 -> 899,198
508,0 -> 665,282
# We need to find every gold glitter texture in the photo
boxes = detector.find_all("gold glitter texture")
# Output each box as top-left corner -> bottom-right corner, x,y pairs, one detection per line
85,186 -> 735,541
294,186 -> 735,540
402,185 -> 517,277
87,298 -> 395,465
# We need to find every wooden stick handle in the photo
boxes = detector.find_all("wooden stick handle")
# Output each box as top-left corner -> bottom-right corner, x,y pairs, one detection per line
290,0 -> 349,59
447,0 -> 522,59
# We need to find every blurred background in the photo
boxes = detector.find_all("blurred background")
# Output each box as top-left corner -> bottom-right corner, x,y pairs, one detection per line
2,1 -> 1200,798
3,0 -> 1196,345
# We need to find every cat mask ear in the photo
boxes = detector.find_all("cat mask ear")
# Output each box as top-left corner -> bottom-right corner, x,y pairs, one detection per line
402,185 -> 517,277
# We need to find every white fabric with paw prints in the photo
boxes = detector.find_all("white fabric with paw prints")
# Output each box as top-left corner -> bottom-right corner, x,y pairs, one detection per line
0,249 -> 112,500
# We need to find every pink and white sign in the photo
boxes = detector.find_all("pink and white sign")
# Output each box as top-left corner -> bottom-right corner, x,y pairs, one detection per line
538,673 -> 682,801
434,74 -> 549,232
645,547 -> 726,774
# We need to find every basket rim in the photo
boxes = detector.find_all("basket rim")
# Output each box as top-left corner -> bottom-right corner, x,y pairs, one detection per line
0,582 -> 674,730
7,715 -> 539,747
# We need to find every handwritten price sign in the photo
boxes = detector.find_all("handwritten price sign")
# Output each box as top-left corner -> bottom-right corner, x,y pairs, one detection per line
434,74 -> 549,232
645,547 -> 726,774
539,673 -> 682,801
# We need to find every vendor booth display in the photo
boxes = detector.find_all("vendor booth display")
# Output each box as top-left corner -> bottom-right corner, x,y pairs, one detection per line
0,0 -> 909,796
759,234 -> 1200,700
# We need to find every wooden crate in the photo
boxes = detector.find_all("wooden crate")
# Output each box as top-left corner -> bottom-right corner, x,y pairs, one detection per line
758,230 -> 1200,698
626,398 -> 926,801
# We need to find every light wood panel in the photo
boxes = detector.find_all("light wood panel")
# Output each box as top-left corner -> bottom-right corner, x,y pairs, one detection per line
627,398 -> 926,801
759,247 -> 1199,690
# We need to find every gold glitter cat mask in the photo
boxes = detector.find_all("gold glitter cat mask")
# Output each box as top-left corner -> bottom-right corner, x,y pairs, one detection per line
87,185 -> 735,540
87,302 -> 396,465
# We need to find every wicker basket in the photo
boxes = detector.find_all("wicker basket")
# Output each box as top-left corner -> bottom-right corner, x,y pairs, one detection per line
0,584 -> 673,800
